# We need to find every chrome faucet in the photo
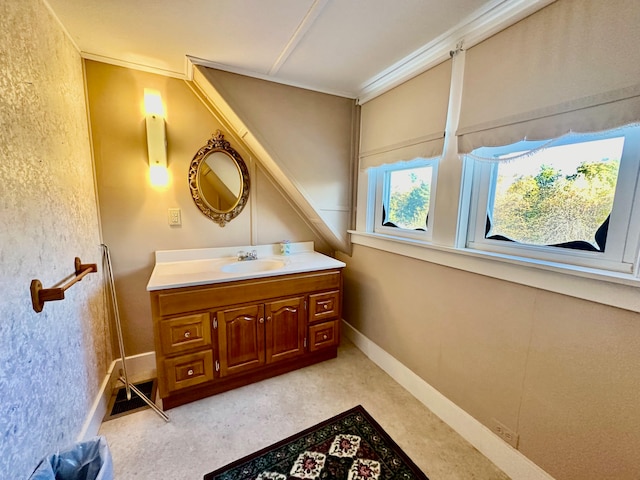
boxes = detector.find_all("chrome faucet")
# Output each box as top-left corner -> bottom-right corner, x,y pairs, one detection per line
237,249 -> 258,261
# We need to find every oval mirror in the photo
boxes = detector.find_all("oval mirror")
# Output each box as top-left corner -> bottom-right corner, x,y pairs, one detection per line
189,130 -> 250,226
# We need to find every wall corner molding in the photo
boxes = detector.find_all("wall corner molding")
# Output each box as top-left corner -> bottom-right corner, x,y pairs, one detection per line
41,0 -> 81,53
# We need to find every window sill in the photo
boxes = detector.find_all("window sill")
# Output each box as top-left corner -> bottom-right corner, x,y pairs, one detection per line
348,230 -> 640,313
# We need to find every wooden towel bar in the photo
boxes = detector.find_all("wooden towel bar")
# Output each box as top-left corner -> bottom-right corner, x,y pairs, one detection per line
30,257 -> 98,313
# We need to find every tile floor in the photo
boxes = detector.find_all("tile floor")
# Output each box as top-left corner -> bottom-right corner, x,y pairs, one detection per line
98,340 -> 510,479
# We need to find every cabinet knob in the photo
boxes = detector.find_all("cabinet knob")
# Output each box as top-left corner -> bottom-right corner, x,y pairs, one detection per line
187,369 -> 194,376
323,334 -> 328,340
323,304 -> 329,310
259,318 -> 264,324
184,331 -> 191,338
266,316 -> 271,322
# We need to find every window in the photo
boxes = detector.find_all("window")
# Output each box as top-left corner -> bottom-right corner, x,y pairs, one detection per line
370,159 -> 438,241
465,126 -> 640,272
352,0 -> 640,311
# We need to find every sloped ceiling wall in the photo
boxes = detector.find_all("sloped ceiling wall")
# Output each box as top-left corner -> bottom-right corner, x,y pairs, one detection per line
192,66 -> 357,253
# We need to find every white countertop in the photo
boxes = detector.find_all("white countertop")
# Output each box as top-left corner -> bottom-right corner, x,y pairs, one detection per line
146,242 -> 345,291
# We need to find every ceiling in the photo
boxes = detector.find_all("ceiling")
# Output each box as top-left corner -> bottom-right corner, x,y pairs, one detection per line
45,0 -> 548,100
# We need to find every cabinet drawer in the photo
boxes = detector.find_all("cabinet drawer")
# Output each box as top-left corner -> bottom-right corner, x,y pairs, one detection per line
308,320 -> 339,352
164,350 -> 214,393
156,270 -> 342,317
160,313 -> 211,355
308,290 -> 340,324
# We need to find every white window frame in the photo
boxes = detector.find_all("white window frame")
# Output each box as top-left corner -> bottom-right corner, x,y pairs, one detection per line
464,127 -> 640,274
367,158 -> 439,243
351,129 -> 640,312
351,42 -> 640,314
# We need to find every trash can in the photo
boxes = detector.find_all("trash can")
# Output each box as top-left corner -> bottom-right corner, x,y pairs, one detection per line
29,436 -> 113,480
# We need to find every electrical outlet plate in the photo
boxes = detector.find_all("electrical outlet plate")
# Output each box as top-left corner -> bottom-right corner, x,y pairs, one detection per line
168,208 -> 181,226
491,418 -> 519,448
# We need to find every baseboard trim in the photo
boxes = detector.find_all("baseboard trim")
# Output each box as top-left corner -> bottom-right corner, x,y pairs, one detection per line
83,329 -> 553,479
78,351 -> 157,441
341,320 -> 555,480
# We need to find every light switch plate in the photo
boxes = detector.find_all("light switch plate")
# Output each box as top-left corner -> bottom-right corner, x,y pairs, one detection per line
168,208 -> 181,226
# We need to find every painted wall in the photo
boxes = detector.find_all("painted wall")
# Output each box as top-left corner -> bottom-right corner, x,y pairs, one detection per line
0,1 -> 111,478
338,245 -> 640,479
347,2 -> 640,477
85,61 -> 331,356
195,67 -> 355,251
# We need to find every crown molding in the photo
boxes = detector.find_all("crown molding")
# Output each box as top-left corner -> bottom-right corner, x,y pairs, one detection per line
356,0 -> 556,105
81,52 -> 187,79
187,56 -> 357,99
61,0 -> 555,103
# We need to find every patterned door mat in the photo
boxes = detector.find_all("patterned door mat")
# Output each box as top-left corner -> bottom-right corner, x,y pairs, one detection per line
203,405 -> 428,480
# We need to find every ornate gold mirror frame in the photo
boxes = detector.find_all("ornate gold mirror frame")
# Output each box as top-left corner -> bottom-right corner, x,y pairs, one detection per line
189,130 -> 250,227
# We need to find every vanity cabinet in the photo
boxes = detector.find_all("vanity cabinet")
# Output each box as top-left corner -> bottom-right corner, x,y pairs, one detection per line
150,268 -> 342,409
217,295 -> 306,376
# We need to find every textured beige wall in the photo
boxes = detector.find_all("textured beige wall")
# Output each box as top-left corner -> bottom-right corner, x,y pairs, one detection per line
0,1 -> 110,478
85,61 -> 331,355
339,245 -> 640,479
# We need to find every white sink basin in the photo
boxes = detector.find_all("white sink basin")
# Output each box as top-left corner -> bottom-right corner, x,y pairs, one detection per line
220,259 -> 286,274
147,243 -> 347,291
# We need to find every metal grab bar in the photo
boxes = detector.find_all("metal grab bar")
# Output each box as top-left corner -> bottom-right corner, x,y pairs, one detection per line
30,257 -> 97,313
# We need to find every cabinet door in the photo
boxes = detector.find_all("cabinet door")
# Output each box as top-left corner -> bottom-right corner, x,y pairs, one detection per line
218,304 -> 265,377
265,296 -> 306,364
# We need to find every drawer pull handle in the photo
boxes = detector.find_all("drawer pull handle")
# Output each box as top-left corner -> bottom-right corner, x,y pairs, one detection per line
323,334 -> 328,340
187,369 -> 194,376
323,304 -> 329,310
184,331 -> 191,338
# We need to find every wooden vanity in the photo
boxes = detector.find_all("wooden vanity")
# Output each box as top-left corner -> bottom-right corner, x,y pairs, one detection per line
147,243 -> 344,409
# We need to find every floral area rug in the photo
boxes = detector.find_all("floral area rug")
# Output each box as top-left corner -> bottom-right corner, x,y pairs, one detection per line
203,405 -> 428,480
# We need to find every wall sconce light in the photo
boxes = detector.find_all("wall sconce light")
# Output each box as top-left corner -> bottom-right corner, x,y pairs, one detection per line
144,89 -> 168,186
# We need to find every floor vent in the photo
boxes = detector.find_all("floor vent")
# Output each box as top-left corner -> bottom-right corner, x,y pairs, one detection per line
103,379 -> 157,421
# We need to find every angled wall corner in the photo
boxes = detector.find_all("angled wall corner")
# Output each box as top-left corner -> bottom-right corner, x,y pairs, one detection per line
190,65 -> 356,253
